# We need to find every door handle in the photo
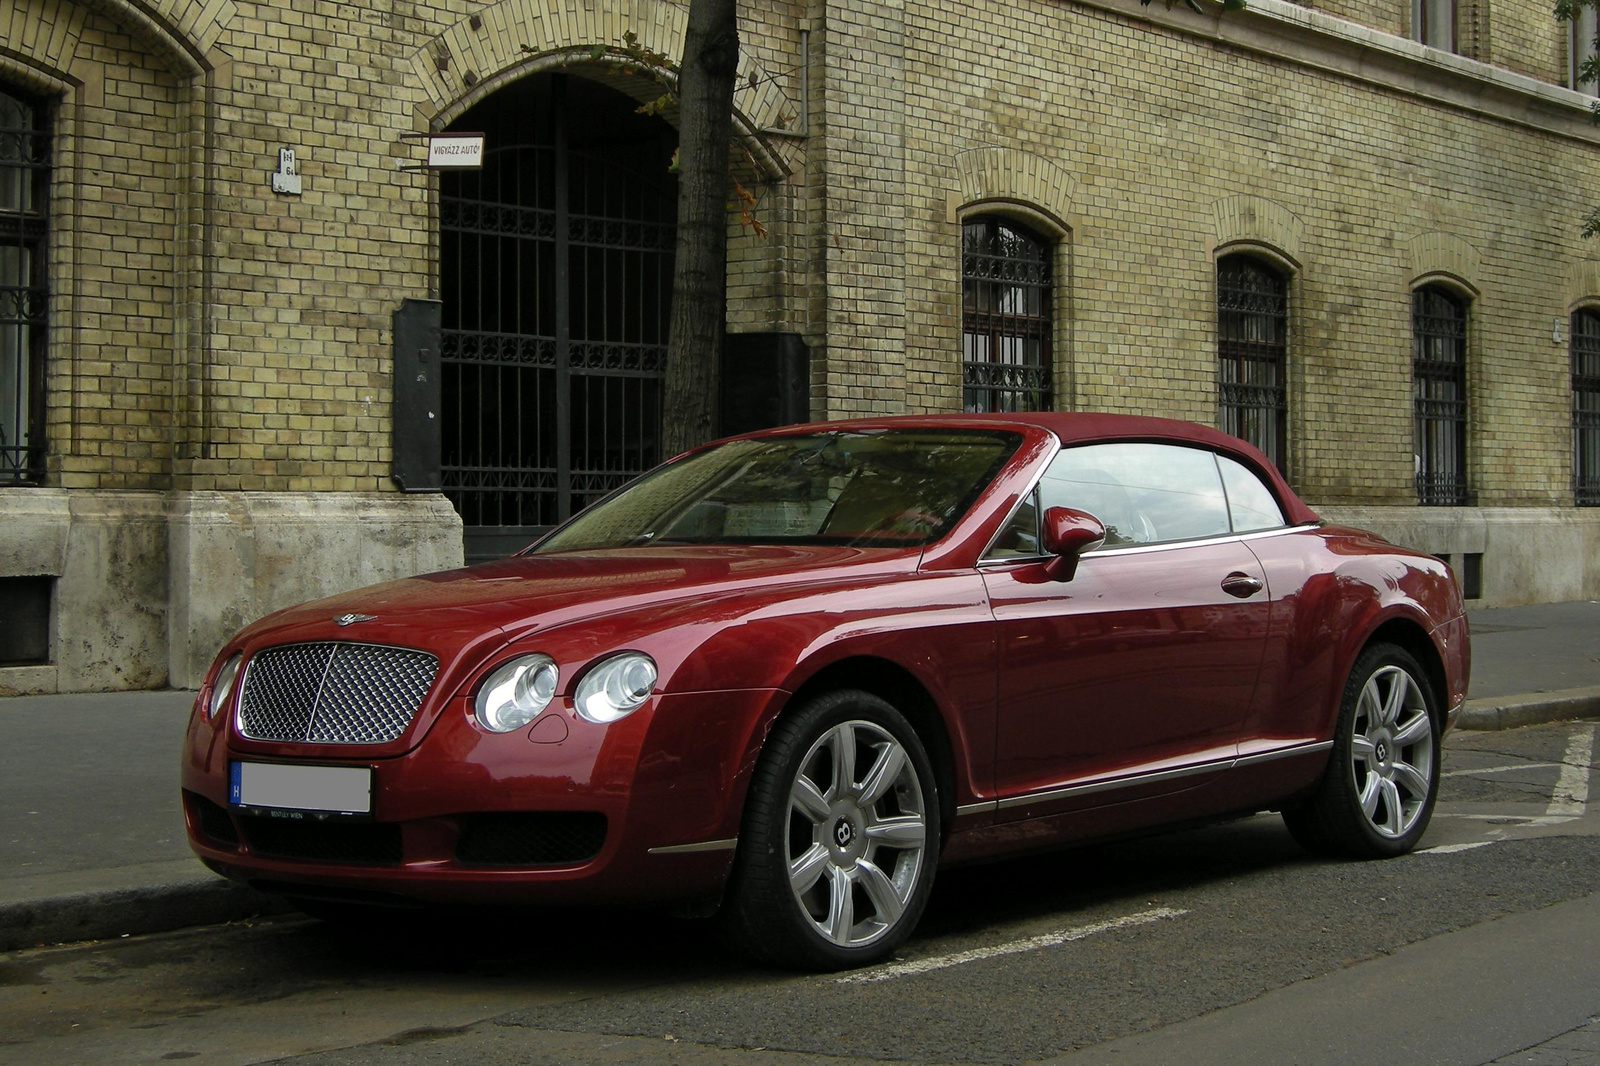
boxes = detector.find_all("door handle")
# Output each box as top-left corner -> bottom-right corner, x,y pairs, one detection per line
1221,572 -> 1264,598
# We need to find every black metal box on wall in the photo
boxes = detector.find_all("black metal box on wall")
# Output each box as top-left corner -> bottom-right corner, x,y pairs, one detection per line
720,332 -> 810,436
392,298 -> 443,492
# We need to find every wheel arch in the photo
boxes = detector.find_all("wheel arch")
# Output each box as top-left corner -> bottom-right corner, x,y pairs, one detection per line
1360,616 -> 1449,725
781,656 -> 959,841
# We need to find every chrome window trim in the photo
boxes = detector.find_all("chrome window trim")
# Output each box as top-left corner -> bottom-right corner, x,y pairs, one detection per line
977,437 -> 1306,565
977,520 -> 1316,568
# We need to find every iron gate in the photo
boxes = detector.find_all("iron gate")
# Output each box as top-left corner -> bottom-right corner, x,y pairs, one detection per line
439,75 -> 676,561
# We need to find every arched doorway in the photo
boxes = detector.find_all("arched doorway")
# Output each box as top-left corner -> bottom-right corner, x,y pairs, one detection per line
439,73 -> 677,561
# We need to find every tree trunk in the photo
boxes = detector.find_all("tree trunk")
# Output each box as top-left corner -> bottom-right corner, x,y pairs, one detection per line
661,0 -> 739,458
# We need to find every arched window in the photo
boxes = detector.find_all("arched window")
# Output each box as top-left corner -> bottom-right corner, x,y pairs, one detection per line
961,217 -> 1051,413
0,85 -> 48,485
1217,254 -> 1288,471
1413,285 -> 1469,506
1573,308 -> 1600,505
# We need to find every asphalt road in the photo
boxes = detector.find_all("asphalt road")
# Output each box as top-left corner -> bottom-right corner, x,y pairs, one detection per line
2,719 -> 1596,1066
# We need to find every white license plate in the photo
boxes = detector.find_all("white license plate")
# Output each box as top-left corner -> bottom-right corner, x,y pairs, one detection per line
230,761 -> 372,816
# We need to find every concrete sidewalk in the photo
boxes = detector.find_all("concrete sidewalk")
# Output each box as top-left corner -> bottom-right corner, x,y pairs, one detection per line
2,600 -> 1598,953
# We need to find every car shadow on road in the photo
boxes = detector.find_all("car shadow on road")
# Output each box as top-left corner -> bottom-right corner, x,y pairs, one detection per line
275,811 -> 1324,980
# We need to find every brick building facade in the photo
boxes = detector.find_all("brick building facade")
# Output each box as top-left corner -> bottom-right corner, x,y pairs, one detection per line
1,0 -> 1598,692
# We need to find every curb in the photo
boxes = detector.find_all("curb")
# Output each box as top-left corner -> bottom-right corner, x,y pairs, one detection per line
1457,686 -> 1600,731
0,878 -> 289,954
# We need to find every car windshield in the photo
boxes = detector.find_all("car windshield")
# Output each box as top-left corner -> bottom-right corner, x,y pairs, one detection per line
531,429 -> 1022,551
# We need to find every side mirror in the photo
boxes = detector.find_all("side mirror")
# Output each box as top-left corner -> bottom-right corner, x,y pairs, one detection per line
1040,506 -> 1106,582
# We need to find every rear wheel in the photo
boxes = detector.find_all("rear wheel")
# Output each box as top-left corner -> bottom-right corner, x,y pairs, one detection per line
1283,643 -> 1440,858
721,690 -> 940,970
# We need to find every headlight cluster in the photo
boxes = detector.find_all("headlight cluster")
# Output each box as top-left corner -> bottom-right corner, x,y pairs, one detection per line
473,651 -> 656,732
475,654 -> 560,733
573,653 -> 658,724
207,653 -> 243,721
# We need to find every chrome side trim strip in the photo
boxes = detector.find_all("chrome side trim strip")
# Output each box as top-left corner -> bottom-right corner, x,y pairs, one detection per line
994,756 -> 1234,811
956,801 -> 1000,817
1233,740 -> 1334,768
647,837 -> 738,855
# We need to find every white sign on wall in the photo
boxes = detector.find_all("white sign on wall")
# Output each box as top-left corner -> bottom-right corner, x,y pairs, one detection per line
426,135 -> 485,169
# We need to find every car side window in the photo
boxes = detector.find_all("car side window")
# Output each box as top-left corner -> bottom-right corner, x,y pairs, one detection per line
1039,443 -> 1230,547
986,490 -> 1041,558
1218,455 -> 1287,532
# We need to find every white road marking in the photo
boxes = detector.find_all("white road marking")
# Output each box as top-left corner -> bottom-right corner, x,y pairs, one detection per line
1548,723 -> 1596,818
1420,841 -> 1496,855
1434,813 -> 1578,826
1443,762 -> 1558,778
835,908 -> 1188,985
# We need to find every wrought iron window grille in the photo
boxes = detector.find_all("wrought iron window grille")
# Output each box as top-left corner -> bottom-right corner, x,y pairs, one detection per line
1573,309 -> 1600,506
1217,256 -> 1288,471
437,75 -> 676,557
962,217 -> 1052,414
1413,287 -> 1469,506
0,85 -> 49,486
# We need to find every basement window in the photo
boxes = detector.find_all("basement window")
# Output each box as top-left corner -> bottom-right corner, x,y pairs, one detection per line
0,575 -> 51,665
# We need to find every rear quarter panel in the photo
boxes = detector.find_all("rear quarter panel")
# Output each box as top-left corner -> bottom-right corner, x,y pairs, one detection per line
1243,525 -> 1468,747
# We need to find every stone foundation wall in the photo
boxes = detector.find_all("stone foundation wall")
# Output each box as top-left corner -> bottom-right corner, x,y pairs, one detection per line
0,492 -> 461,695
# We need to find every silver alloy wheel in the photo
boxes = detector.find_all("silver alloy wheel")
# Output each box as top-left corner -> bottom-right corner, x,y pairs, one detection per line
1349,664 -> 1435,839
785,719 -> 929,948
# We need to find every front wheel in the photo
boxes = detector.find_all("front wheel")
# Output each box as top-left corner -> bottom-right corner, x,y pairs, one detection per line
1283,643 -> 1441,858
720,690 -> 940,970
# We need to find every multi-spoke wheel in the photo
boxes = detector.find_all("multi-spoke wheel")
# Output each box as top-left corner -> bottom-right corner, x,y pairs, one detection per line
721,690 -> 939,970
1283,643 -> 1441,858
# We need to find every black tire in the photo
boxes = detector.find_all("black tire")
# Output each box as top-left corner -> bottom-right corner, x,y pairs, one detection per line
1283,643 -> 1441,858
720,690 -> 940,970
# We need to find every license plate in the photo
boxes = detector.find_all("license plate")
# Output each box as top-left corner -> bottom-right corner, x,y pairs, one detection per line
230,761 -> 373,816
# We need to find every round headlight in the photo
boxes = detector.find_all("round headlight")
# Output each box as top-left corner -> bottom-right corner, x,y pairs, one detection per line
475,654 -> 560,733
208,653 -> 243,722
574,653 -> 657,724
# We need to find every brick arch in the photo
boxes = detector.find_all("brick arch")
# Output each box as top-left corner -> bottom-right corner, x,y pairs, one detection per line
4,0 -> 237,77
952,147 -> 1076,231
1407,232 -> 1482,295
413,0 -> 796,179
1213,195 -> 1304,268
1568,260 -> 1600,310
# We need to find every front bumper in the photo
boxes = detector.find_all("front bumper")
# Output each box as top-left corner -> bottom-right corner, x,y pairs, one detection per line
180,687 -> 782,908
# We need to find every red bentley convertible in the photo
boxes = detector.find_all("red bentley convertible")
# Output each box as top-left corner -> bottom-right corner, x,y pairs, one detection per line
182,413 -> 1470,969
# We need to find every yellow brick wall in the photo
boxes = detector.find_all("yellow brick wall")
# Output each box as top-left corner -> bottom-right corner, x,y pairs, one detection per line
8,0 -> 1599,510
25,7 -> 182,492
883,0 -> 1600,506
179,1 -> 438,494
1297,0 -> 1569,85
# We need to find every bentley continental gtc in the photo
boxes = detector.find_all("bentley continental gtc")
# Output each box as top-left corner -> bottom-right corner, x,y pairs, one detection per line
182,413 -> 1470,970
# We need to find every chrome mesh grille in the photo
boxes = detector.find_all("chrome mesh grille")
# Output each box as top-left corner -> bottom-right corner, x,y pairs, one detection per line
238,643 -> 438,745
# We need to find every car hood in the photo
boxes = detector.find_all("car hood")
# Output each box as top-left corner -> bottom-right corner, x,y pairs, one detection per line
236,544 -> 922,654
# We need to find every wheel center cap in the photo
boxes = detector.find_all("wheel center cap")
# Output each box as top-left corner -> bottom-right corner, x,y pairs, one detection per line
1375,740 -> 1390,764
834,818 -> 855,849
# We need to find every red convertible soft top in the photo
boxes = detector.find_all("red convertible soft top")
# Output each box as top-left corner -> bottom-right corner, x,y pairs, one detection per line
737,411 -> 1322,529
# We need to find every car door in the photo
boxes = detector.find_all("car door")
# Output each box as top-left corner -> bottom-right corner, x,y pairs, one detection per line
981,442 -> 1272,820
